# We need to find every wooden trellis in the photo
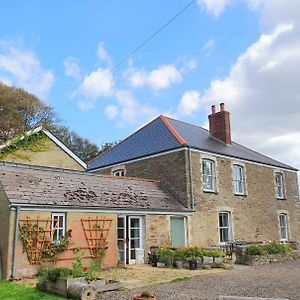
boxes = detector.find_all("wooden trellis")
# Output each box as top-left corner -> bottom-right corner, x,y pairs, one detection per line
18,217 -> 59,264
81,217 -> 112,257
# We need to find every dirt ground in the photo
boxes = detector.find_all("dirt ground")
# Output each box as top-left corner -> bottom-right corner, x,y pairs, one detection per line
101,264 -> 225,288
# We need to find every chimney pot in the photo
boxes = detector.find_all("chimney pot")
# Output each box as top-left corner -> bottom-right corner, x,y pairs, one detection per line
211,105 -> 216,114
220,103 -> 225,111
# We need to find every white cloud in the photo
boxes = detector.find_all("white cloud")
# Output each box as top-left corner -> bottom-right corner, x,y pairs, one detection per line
127,64 -> 182,91
112,90 -> 157,125
64,56 -> 81,80
80,68 -> 114,99
200,14 -> 300,169
97,43 -> 112,66
202,38 -> 216,53
105,105 -> 119,119
180,58 -> 198,73
197,0 -> 233,17
0,44 -> 54,99
76,67 -> 114,110
178,90 -> 202,116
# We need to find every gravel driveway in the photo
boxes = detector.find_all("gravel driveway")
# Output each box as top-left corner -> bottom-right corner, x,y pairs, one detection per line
97,261 -> 300,300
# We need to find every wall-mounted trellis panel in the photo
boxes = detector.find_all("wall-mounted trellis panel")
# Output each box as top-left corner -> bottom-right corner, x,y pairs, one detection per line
18,217 -> 58,264
81,217 -> 112,257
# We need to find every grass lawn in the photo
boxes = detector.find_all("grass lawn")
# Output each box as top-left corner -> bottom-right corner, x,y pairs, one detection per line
0,281 -> 63,300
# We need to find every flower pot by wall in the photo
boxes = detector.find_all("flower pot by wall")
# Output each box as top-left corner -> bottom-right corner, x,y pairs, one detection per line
188,259 -> 197,270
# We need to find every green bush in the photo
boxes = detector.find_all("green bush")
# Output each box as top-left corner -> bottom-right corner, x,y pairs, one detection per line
263,242 -> 292,255
246,242 -> 292,256
247,244 -> 264,256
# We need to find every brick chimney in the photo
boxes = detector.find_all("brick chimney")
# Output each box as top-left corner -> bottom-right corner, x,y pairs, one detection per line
208,103 -> 231,144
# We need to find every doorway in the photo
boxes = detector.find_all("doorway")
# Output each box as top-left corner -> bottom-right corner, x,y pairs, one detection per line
117,215 -> 144,265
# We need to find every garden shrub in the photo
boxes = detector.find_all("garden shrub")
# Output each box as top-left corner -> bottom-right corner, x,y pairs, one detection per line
247,244 -> 264,256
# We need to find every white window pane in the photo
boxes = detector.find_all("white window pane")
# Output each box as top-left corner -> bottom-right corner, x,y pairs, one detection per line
202,160 -> 215,191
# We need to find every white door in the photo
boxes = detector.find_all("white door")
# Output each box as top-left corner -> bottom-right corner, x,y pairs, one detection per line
128,216 -> 143,264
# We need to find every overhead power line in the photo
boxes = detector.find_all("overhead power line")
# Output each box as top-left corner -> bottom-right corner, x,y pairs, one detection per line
60,0 -> 197,113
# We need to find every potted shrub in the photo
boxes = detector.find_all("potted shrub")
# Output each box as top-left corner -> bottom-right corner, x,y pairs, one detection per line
134,291 -> 157,300
174,248 -> 186,269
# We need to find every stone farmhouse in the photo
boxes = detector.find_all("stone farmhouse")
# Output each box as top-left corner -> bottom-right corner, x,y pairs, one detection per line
0,103 -> 299,279
88,103 -> 300,249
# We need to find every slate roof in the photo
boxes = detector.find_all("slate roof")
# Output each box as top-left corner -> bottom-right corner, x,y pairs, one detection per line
0,162 -> 189,212
87,115 -> 297,171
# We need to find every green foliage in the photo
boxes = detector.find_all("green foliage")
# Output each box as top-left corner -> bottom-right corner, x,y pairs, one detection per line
0,132 -> 49,160
247,244 -> 264,255
158,246 -> 225,262
171,277 -> 190,282
263,242 -> 292,254
42,237 -> 69,259
246,242 -> 292,256
140,291 -> 151,298
19,223 -> 69,263
46,268 -> 73,282
157,247 -> 175,262
84,261 -> 101,282
0,281 -> 63,300
71,249 -> 85,278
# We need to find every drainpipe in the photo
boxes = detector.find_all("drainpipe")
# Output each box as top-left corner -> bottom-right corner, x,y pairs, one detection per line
188,147 -> 195,210
11,205 -> 21,280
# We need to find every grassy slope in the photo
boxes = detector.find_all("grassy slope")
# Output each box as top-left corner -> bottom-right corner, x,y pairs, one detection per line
0,281 -> 63,300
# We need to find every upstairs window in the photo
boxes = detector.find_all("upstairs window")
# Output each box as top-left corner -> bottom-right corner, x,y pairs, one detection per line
233,164 -> 245,195
219,211 -> 232,243
51,213 -> 66,241
275,172 -> 285,199
202,159 -> 215,192
279,213 -> 289,241
113,169 -> 125,177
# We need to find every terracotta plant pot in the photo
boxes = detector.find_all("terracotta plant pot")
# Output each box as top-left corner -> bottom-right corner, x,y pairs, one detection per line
133,294 -> 157,300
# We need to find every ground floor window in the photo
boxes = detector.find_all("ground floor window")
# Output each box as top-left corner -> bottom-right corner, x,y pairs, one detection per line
279,213 -> 289,241
219,211 -> 232,243
51,213 -> 66,241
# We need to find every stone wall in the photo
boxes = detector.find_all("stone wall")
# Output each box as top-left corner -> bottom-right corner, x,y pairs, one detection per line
97,150 -> 191,207
190,151 -> 300,245
144,215 -> 171,255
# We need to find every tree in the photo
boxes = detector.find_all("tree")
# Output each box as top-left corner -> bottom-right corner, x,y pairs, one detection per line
0,82 -> 99,162
0,83 -> 56,142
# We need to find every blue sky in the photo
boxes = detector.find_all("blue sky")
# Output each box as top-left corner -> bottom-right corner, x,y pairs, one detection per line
1,1 -> 300,170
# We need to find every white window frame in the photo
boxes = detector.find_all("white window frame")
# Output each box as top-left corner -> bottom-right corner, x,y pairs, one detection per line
233,164 -> 245,195
275,172 -> 285,199
218,211 -> 232,244
278,213 -> 289,241
51,213 -> 66,241
113,169 -> 125,177
202,159 -> 216,192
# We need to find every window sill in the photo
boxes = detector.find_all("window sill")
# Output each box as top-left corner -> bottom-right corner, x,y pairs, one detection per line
277,197 -> 286,200
234,193 -> 247,197
203,190 -> 218,194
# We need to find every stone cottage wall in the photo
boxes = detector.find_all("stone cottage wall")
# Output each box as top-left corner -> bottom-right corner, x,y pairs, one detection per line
189,151 -> 300,245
